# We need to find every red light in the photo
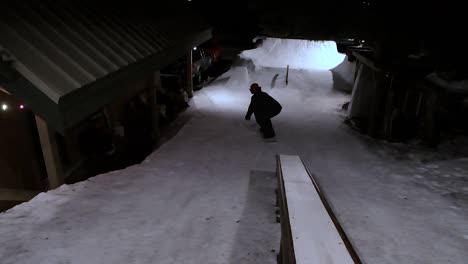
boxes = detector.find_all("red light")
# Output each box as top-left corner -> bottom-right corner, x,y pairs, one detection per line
19,105 -> 24,109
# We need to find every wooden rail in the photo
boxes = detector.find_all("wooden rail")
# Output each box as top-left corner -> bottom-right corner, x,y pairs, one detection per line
276,154 -> 361,264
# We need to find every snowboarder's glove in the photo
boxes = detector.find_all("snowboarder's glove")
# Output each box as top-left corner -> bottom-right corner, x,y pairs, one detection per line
245,115 -> 251,120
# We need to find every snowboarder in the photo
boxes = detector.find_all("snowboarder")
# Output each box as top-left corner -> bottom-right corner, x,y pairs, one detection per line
245,83 -> 282,139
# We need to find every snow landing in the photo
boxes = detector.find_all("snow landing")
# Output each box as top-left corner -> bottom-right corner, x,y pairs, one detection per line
1,38 -> 468,264
240,38 -> 346,70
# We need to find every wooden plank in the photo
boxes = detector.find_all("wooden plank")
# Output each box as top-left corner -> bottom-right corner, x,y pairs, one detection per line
300,157 -> 363,264
279,155 -> 311,184
147,71 -> 161,145
35,116 -> 64,189
286,182 -> 354,264
351,50 -> 387,73
276,156 -> 296,264
186,50 -> 194,98
0,188 -> 40,202
278,154 -> 356,264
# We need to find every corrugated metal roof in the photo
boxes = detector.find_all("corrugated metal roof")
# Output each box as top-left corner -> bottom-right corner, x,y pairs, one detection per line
0,0 -> 211,132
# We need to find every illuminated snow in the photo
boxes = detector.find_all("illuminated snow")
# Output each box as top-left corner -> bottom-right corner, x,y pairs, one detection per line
1,39 -> 467,264
240,38 -> 346,70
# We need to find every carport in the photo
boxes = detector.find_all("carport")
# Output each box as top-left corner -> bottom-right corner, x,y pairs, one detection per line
0,0 -> 211,194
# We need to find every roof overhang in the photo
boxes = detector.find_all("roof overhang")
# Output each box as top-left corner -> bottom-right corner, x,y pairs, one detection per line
1,28 -> 211,133
0,1 -> 212,133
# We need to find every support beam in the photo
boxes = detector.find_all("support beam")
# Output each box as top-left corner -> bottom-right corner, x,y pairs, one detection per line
35,116 -> 64,189
147,71 -> 161,146
351,50 -> 387,73
186,50 -> 194,98
0,188 -> 40,202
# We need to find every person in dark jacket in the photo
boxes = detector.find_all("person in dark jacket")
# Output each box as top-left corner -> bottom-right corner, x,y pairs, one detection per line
245,83 -> 282,139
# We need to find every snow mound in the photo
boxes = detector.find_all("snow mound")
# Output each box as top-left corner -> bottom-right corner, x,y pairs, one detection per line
226,66 -> 250,89
330,57 -> 356,93
240,38 -> 346,70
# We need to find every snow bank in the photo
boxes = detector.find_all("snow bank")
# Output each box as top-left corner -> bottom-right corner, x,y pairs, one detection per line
225,66 -> 250,90
240,38 -> 346,70
330,57 -> 355,93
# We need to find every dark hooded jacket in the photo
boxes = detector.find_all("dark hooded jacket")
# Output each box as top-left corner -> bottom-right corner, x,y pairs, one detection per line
246,91 -> 282,119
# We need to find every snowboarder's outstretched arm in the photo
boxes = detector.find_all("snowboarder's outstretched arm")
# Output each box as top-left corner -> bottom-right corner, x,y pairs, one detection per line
245,97 -> 255,120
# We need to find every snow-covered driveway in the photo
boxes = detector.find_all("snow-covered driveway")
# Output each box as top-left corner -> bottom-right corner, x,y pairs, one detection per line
1,39 -> 467,264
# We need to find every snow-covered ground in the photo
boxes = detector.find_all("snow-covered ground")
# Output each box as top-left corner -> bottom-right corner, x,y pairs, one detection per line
1,39 -> 468,264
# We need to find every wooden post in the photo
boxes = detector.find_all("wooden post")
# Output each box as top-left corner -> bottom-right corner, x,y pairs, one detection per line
147,71 -> 161,145
186,50 -> 193,98
35,116 -> 64,189
102,107 -> 112,129
367,70 -> 380,137
285,65 -> 289,85
383,75 -> 395,139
